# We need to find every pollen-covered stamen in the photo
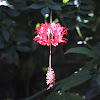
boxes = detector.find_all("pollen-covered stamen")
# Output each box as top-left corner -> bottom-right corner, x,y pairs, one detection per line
48,33 -> 53,42
47,28 -> 53,42
46,67 -> 55,90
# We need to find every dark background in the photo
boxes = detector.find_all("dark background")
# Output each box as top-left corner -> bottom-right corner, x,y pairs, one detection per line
0,0 -> 100,100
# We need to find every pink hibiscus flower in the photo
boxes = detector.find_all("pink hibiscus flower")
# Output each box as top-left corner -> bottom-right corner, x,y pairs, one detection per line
33,22 -> 68,46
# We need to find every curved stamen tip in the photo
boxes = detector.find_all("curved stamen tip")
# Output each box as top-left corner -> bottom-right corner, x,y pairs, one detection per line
47,84 -> 53,90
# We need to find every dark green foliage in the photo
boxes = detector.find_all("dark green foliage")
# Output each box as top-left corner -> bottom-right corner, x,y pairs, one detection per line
5,18 -> 16,26
64,47 -> 97,58
46,92 -> 83,100
0,0 -> 100,100
7,9 -> 20,16
41,7 -> 49,16
61,0 -> 95,30
27,4 -> 46,9
14,37 -> 30,43
55,69 -> 92,92
16,46 -> 31,52
92,42 -> 100,55
85,70 -> 100,100
0,42 -> 5,48
2,26 -> 10,42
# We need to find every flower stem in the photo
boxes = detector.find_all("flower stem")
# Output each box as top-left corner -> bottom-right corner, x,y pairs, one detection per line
49,44 -> 51,69
50,9 -> 52,23
49,8 -> 52,69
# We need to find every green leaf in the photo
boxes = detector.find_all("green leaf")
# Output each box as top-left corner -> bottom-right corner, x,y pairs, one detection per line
16,46 -> 30,52
48,4 -> 62,10
27,4 -> 46,9
7,2 -> 14,9
78,9 -> 92,14
41,7 -> 49,16
51,5 -> 62,10
54,70 -> 92,92
92,42 -> 100,55
78,22 -> 93,28
79,5 -> 94,10
7,9 -> 20,17
85,71 -> 100,100
13,3 -> 27,11
63,0 -> 69,4
96,73 -> 100,86
62,5 -> 76,10
5,18 -> 16,26
46,92 -> 83,100
48,0 -> 62,6
36,23 -> 40,28
82,56 -> 100,71
60,14 -> 77,18
80,0 -> 93,4
76,26 -> 83,39
14,37 -> 30,43
53,56 -> 100,93
80,17 -> 95,21
2,27 -> 10,42
64,47 -> 97,58
61,10 -> 77,15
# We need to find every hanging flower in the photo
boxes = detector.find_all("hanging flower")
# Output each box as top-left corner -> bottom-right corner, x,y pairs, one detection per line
46,67 -> 55,90
33,22 -> 68,90
33,22 -> 68,46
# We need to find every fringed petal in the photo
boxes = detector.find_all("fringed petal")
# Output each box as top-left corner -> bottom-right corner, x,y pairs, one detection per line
33,22 -> 68,46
